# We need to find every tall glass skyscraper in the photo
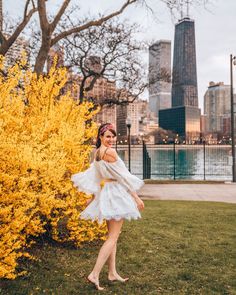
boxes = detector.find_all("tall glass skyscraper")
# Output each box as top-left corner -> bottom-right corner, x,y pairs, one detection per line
149,40 -> 171,122
159,17 -> 200,143
204,82 -> 231,133
172,18 -> 198,108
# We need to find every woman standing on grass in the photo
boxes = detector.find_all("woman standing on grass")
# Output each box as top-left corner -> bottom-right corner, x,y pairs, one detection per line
71,123 -> 145,291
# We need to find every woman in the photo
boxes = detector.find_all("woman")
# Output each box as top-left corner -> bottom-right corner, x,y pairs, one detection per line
71,123 -> 145,291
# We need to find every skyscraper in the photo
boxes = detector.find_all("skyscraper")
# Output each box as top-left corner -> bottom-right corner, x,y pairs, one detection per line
159,17 -> 200,142
204,81 -> 231,133
172,18 -> 198,107
148,40 -> 171,122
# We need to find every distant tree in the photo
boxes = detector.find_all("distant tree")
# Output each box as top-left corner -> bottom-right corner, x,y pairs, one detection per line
0,0 -> 212,75
59,16 -> 146,104
34,0 -> 139,74
149,127 -> 177,144
0,0 -> 37,56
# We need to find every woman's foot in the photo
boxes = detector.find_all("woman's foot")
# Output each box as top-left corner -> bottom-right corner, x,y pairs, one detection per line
108,272 -> 129,282
87,274 -> 105,291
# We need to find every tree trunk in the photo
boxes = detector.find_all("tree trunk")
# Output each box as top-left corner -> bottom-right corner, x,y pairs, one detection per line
79,78 -> 86,104
34,12 -> 52,75
34,42 -> 51,75
0,42 -> 9,56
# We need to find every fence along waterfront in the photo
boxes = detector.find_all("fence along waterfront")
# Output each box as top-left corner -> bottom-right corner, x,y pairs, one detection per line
117,143 -> 232,181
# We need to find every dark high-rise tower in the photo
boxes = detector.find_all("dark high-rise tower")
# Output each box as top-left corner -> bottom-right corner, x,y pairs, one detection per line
159,16 -> 201,143
172,17 -> 198,107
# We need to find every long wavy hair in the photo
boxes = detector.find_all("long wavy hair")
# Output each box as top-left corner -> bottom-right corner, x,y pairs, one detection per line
95,123 -> 117,149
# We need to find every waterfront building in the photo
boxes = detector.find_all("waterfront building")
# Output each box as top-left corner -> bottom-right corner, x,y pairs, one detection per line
159,16 -> 201,142
171,18 -> 198,108
116,99 -> 149,143
86,77 -> 117,104
116,104 -> 127,139
145,120 -> 159,134
95,105 -> 117,130
148,40 -> 171,122
204,81 -> 231,134
200,114 -> 207,135
222,116 -> 231,136
159,106 -> 200,142
86,77 -> 118,128
87,77 -> 117,129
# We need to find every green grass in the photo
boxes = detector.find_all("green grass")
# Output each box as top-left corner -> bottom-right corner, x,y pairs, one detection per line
1,201 -> 236,295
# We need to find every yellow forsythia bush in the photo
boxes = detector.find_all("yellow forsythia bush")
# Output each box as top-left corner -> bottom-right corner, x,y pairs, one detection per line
0,56 -> 107,279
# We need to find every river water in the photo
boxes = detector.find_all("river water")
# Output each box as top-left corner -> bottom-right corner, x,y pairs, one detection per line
117,144 -> 233,181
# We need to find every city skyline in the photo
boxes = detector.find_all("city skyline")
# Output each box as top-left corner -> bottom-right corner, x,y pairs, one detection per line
3,0 -> 236,112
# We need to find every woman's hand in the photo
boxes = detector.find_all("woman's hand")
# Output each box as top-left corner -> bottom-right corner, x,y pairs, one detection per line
135,196 -> 145,211
86,194 -> 95,205
129,191 -> 145,211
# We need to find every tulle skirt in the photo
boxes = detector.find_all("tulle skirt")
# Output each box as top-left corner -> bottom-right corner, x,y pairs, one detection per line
80,182 -> 141,224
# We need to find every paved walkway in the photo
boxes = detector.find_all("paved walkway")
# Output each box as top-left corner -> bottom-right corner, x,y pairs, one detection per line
138,183 -> 236,204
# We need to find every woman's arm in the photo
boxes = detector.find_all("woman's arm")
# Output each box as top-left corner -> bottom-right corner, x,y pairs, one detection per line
129,191 -> 145,211
86,194 -> 95,205
102,148 -> 144,211
102,148 -> 118,163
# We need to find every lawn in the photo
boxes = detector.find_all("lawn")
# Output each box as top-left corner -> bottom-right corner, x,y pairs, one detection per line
1,200 -> 236,295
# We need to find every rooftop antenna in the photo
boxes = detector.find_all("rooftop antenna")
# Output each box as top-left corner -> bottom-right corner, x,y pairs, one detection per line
186,0 -> 190,17
180,0 -> 184,19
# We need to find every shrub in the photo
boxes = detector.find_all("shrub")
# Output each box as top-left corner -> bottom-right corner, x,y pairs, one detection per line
0,57 -> 106,279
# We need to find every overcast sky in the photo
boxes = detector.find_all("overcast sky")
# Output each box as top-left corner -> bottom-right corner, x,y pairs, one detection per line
3,0 -> 236,112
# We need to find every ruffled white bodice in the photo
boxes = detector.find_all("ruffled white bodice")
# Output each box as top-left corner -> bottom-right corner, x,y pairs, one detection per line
71,156 -> 144,195
71,155 -> 144,224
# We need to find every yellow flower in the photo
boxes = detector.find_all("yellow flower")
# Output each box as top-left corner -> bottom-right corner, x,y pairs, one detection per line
0,55 -> 107,279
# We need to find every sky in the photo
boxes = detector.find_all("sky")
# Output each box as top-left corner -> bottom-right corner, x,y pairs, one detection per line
3,0 -> 236,112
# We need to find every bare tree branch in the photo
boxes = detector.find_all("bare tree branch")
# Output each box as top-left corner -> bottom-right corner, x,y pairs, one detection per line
37,0 -> 50,30
51,0 -> 137,46
0,0 -> 37,56
51,0 -> 71,32
34,0 -> 138,74
59,15 -> 147,106
2,0 -> 212,77
0,31 -> 6,44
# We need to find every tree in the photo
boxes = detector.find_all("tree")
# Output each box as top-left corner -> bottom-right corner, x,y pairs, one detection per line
34,0 -> 138,74
149,127 -> 177,144
60,16 -> 146,104
0,0 -> 37,56
1,0 -> 211,74
0,57 -> 107,279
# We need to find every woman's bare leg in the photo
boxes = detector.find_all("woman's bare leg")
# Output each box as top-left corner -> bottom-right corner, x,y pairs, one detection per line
87,219 -> 124,289
107,241 -> 117,276
106,223 -> 129,281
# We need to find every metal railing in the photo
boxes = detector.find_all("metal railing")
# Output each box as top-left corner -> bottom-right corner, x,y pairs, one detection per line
143,141 -> 151,179
117,143 -> 233,181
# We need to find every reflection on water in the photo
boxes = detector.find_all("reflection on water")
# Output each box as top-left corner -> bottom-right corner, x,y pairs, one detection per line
118,145 -> 232,181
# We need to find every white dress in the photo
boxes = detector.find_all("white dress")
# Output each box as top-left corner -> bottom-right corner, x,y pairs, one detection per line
71,155 -> 144,224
